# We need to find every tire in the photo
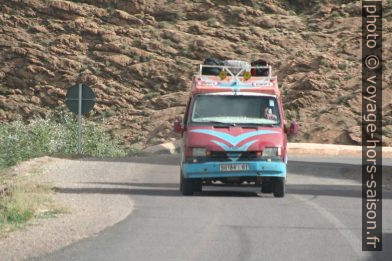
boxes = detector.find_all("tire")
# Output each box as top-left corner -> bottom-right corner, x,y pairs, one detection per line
273,178 -> 285,198
193,179 -> 202,193
179,171 -> 183,192
261,181 -> 273,193
181,173 -> 194,196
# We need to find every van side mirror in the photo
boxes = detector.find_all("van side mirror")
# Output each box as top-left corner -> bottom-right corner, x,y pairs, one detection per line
173,117 -> 184,133
288,122 -> 298,135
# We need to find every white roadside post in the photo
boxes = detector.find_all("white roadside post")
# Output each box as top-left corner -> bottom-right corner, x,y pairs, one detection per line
78,83 -> 82,155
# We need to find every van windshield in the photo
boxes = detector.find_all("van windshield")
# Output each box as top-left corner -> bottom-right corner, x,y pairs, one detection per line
191,95 -> 281,126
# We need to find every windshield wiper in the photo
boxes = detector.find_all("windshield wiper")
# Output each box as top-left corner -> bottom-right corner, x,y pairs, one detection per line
194,121 -> 278,127
236,122 -> 278,127
194,120 -> 237,126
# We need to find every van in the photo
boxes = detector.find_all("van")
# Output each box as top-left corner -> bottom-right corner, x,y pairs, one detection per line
174,60 -> 298,197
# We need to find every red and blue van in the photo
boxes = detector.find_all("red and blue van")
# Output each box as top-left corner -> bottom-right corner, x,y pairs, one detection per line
174,60 -> 298,197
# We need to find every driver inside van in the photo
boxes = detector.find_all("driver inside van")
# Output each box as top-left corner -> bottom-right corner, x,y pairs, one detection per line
263,106 -> 277,121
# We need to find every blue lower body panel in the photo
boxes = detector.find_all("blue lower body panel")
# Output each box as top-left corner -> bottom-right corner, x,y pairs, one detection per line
182,161 -> 286,179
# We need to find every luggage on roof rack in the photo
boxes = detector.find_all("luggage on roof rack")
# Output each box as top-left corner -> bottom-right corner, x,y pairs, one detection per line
201,58 -> 225,76
251,59 -> 269,77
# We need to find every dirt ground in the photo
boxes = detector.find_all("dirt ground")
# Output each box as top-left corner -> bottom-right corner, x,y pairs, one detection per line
0,157 -> 134,261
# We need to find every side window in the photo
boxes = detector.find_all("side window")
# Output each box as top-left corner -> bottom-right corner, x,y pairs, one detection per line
183,98 -> 191,126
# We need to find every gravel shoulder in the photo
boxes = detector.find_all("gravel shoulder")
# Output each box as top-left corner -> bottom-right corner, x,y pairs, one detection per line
0,157 -> 134,261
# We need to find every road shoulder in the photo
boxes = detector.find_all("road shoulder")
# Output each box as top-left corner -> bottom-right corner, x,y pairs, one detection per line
0,157 -> 134,261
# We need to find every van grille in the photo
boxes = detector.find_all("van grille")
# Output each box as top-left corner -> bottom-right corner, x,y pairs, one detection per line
210,151 -> 258,162
185,151 -> 259,163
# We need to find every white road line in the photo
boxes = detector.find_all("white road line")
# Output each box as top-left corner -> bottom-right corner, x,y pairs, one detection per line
292,194 -> 369,260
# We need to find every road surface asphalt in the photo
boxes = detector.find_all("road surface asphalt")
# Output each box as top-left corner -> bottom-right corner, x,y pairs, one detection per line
34,155 -> 392,261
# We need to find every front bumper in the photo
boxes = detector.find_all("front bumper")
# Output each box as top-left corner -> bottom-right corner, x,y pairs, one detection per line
181,160 -> 286,179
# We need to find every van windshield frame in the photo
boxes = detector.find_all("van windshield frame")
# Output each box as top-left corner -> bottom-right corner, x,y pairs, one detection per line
190,94 -> 281,127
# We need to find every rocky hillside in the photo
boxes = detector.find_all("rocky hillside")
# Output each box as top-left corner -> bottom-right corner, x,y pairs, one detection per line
0,0 -> 391,148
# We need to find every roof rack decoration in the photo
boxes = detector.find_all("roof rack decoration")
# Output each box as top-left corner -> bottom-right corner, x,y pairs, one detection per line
192,60 -> 280,96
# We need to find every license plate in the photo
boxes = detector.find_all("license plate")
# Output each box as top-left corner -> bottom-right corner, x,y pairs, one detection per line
220,164 -> 249,172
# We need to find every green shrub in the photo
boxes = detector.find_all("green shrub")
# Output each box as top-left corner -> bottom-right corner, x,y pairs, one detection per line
337,93 -> 355,105
338,62 -> 348,71
207,18 -> 218,27
0,113 -> 126,170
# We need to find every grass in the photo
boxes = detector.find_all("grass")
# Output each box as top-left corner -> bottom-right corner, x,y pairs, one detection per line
0,167 -> 65,236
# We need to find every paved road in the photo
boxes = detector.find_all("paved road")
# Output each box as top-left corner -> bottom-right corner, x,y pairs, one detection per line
34,155 -> 392,261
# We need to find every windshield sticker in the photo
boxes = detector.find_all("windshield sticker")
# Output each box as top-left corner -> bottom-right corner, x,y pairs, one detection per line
269,99 -> 275,107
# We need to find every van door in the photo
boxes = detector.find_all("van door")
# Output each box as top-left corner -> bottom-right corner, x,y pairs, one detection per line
180,97 -> 191,164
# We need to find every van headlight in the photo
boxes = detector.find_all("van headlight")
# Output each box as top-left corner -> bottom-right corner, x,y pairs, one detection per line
262,147 -> 281,157
192,148 -> 207,157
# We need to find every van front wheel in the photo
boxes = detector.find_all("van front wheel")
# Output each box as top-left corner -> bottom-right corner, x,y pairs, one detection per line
181,173 -> 194,196
273,178 -> 285,198
261,179 -> 273,193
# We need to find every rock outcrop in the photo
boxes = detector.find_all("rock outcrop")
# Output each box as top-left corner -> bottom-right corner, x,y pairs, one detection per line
0,0 -> 391,147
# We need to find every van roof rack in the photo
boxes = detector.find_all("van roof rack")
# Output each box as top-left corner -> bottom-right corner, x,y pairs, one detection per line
192,64 -> 280,96
199,64 -> 272,78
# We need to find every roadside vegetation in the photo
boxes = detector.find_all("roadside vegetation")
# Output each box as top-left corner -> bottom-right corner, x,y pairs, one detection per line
0,168 -> 65,236
0,112 -> 128,235
0,112 -> 127,170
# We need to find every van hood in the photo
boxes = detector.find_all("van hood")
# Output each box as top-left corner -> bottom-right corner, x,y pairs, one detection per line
185,126 -> 284,151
